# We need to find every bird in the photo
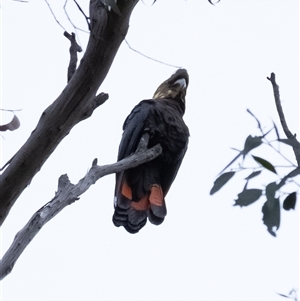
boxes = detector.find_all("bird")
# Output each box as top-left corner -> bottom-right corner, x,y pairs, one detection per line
113,69 -> 190,233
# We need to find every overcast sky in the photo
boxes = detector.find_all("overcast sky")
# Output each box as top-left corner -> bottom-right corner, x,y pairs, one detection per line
1,0 -> 299,300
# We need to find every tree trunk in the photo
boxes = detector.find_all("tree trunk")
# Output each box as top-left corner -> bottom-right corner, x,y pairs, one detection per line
0,0 -> 139,225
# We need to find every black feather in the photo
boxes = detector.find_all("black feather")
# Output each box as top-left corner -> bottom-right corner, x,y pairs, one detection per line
113,69 -> 189,233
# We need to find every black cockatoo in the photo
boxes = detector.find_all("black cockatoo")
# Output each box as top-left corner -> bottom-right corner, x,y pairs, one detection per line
113,69 -> 189,233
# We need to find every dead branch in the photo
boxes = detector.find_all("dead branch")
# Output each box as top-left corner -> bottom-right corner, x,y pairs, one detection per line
64,31 -> 82,82
267,73 -> 294,139
0,135 -> 162,280
267,73 -> 300,166
0,0 -> 139,226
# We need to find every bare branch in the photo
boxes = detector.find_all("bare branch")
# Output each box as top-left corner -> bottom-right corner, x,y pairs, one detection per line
0,0 -> 139,226
267,73 -> 300,166
267,73 -> 293,138
64,31 -> 82,82
0,136 -> 162,280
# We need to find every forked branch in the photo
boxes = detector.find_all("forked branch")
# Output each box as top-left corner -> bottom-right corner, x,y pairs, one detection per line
0,134 -> 162,281
64,31 -> 82,82
0,0 -> 139,226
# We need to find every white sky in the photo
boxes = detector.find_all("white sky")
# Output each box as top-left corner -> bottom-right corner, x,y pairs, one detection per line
1,0 -> 299,300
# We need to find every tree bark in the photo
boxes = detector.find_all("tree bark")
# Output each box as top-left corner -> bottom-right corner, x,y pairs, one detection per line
0,0 -> 139,225
64,31 -> 82,82
0,135 -> 162,281
267,73 -> 300,167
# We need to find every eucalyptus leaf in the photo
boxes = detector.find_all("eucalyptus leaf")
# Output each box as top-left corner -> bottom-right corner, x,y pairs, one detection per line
262,182 -> 280,236
244,170 -> 261,180
242,135 -> 262,157
234,189 -> 262,207
210,172 -> 235,195
265,182 -> 278,199
262,197 -> 280,237
252,156 -> 277,174
283,192 -> 297,210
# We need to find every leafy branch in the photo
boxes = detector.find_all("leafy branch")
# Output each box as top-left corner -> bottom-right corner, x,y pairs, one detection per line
267,73 -> 300,166
210,73 -> 300,237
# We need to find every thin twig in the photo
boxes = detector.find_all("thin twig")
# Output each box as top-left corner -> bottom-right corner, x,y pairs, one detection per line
247,109 -> 263,134
73,0 -> 90,30
0,109 -> 22,112
263,136 -> 297,167
64,0 -> 89,36
247,109 -> 297,167
44,0 -> 66,31
124,39 -> 182,69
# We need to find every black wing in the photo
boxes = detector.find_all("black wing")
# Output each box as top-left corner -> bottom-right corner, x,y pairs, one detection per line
117,99 -> 154,160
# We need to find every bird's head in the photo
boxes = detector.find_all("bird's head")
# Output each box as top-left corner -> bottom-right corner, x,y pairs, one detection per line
153,69 -> 189,113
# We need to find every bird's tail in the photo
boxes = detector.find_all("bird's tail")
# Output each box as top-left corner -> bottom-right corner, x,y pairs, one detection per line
113,177 -> 167,234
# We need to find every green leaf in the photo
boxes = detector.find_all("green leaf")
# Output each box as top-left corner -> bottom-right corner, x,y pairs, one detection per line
210,172 -> 235,195
265,182 -> 278,199
262,182 -> 280,236
262,197 -> 280,237
242,135 -> 263,157
252,156 -> 277,174
283,192 -> 297,210
244,170 -> 261,180
234,189 -> 262,207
